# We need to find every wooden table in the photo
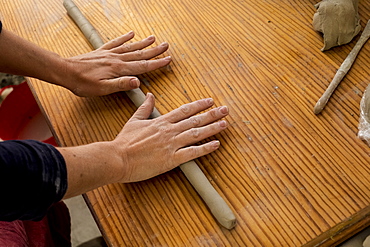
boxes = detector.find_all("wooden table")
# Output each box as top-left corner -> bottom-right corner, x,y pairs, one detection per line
2,0 -> 370,246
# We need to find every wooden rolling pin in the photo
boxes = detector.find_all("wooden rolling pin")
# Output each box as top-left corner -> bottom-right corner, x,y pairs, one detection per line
63,0 -> 236,229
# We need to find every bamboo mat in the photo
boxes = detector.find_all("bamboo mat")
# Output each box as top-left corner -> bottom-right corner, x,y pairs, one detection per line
1,0 -> 370,246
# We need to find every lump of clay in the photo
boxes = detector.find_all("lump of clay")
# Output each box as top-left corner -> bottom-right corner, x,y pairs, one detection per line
313,0 -> 361,51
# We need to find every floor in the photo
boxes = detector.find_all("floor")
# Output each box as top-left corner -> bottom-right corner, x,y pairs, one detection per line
64,196 -> 104,247
0,72 -> 369,246
340,227 -> 370,247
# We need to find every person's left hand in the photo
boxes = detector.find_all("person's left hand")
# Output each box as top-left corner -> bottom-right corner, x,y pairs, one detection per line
62,31 -> 171,96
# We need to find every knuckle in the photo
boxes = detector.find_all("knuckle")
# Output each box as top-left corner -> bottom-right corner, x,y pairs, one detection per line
109,38 -> 120,47
135,49 -> 144,58
209,108 -> 218,119
139,60 -> 149,69
190,116 -> 200,127
155,120 -> 172,134
196,100 -> 204,108
121,43 -> 131,52
179,104 -> 190,115
189,146 -> 200,158
190,128 -> 200,139
118,77 -> 129,89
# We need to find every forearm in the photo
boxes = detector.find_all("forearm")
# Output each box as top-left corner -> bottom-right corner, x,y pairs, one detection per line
0,29 -> 67,86
57,142 -> 123,199
0,23 -> 171,96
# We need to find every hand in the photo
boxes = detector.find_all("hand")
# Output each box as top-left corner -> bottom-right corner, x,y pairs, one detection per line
112,93 -> 229,183
59,94 -> 228,198
63,31 -> 171,96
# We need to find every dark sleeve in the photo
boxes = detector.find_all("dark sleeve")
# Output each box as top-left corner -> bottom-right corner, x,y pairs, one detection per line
0,140 -> 67,221
0,20 -> 2,33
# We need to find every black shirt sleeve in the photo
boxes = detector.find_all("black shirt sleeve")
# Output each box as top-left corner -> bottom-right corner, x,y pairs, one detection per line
0,20 -> 2,34
0,140 -> 67,221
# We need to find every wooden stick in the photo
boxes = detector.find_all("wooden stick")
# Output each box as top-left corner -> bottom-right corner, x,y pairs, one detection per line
314,19 -> 370,115
63,0 -> 236,229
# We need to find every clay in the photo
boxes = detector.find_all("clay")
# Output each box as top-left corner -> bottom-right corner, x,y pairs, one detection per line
180,161 -> 237,229
63,0 -> 104,49
358,84 -> 370,146
364,234 -> 370,247
313,0 -> 361,51
63,0 -> 236,229
314,20 -> 370,114
360,84 -> 370,122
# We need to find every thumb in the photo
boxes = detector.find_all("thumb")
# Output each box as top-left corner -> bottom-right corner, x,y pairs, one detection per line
129,93 -> 155,121
105,77 -> 140,94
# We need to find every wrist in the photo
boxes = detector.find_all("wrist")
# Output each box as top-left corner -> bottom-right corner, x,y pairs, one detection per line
85,141 -> 125,184
100,140 -> 127,184
51,56 -> 76,90
58,141 -> 124,198
56,56 -> 96,96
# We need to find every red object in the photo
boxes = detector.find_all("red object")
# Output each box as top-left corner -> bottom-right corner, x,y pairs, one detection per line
0,82 -> 57,146
0,83 -> 68,246
0,202 -> 71,247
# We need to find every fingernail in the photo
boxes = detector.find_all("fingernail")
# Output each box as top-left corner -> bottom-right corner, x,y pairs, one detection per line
147,35 -> 155,41
145,92 -> 153,100
164,56 -> 172,61
161,42 -> 168,47
207,98 -> 214,106
130,78 -> 139,88
128,30 -> 134,35
219,106 -> 229,114
218,120 -> 227,128
212,140 -> 220,149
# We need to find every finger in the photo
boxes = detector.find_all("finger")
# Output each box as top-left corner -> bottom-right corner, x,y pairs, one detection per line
175,106 -> 229,131
120,42 -> 169,62
102,77 -> 140,94
129,93 -> 155,121
100,31 -> 135,50
174,140 -> 221,165
112,35 -> 156,54
162,98 -> 215,123
175,120 -> 228,147
122,56 -> 172,75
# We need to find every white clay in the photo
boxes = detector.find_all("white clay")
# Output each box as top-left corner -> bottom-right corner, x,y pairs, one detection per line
313,0 -> 361,51
358,84 -> 370,146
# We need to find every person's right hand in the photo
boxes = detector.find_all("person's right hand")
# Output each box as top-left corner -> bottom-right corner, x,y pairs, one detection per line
112,93 -> 229,183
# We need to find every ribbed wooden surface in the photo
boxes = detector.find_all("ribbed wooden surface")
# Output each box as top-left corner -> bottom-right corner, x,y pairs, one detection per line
2,0 -> 370,246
